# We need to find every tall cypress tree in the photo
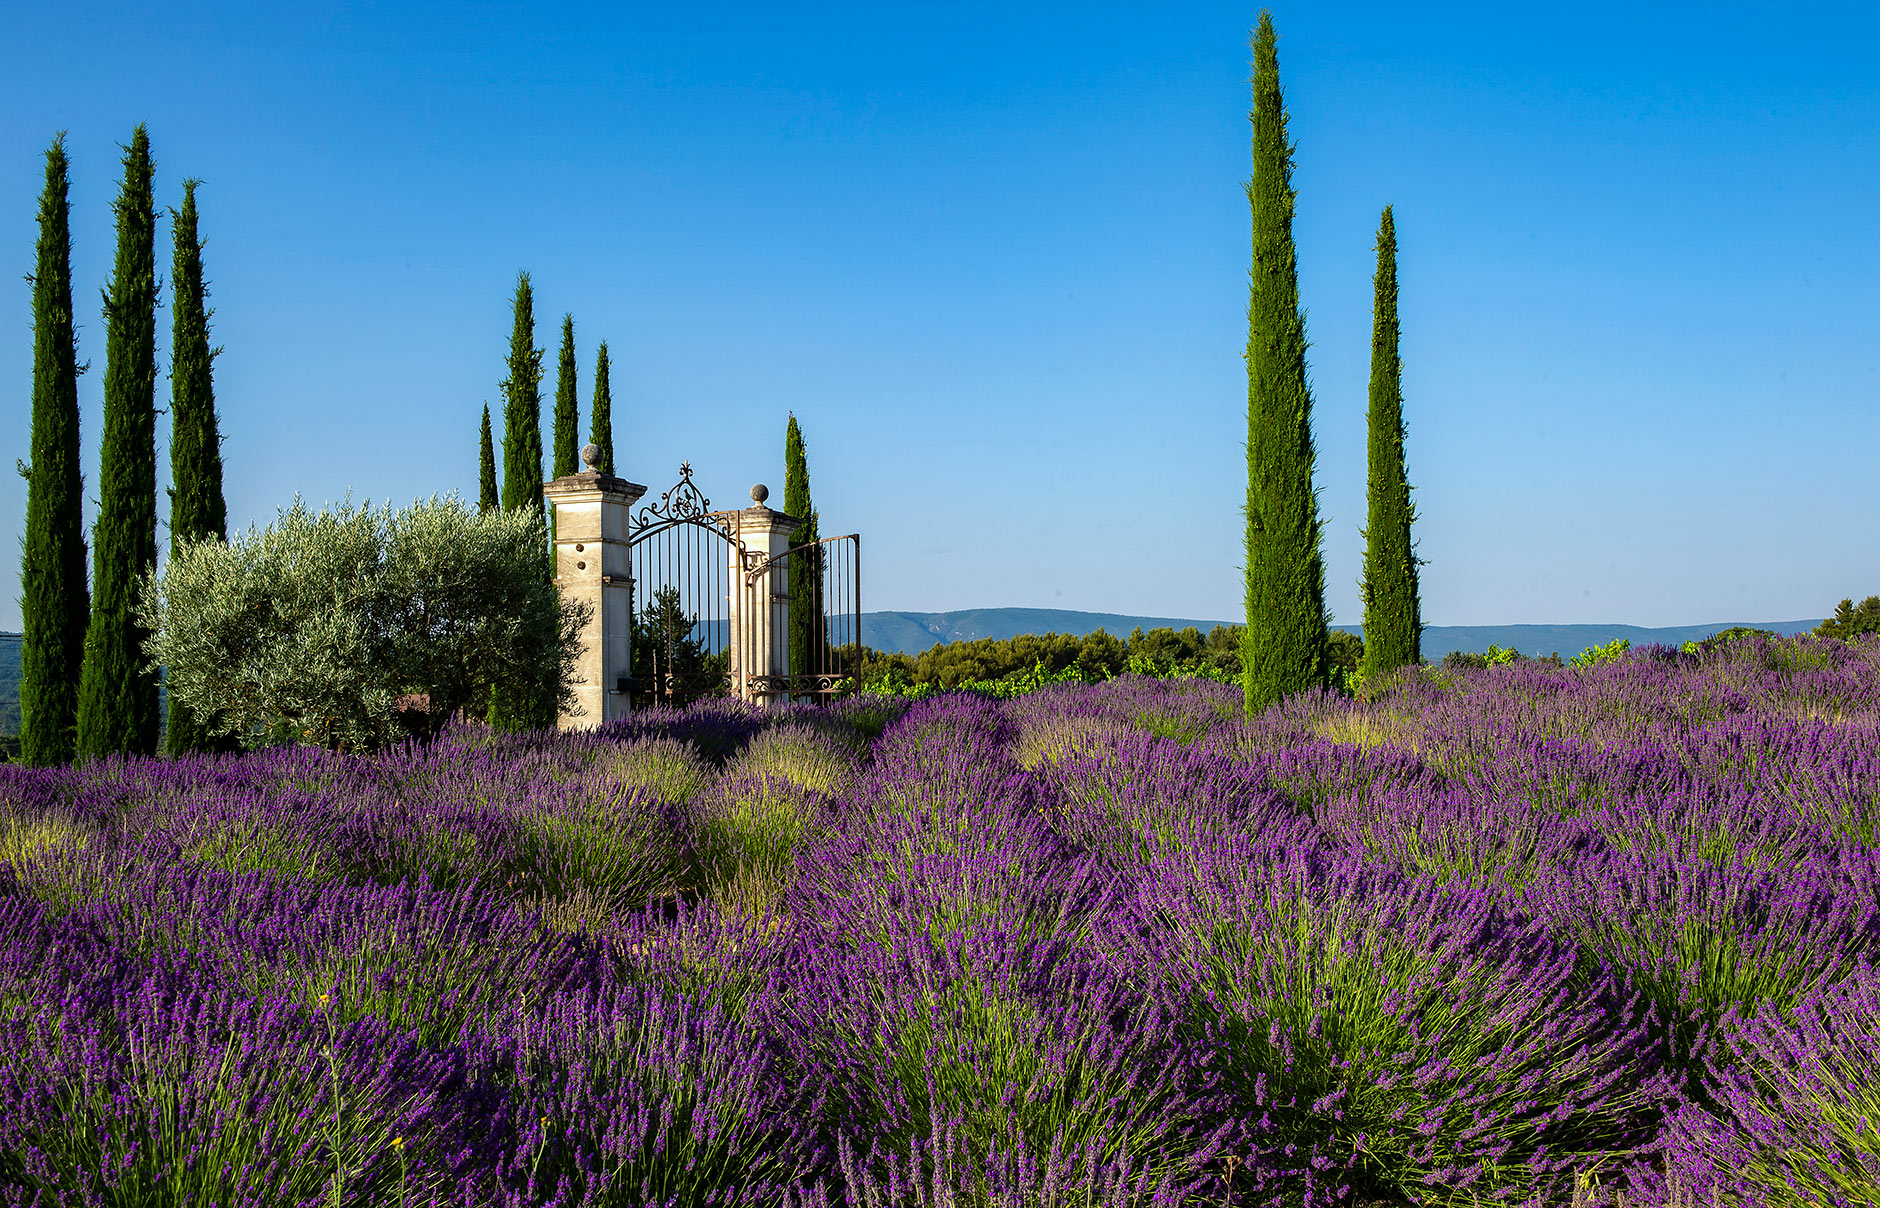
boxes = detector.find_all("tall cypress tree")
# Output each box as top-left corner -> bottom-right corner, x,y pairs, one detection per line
552,314 -> 579,478
499,271 -> 544,515
19,134 -> 88,766
492,273 -> 547,730
164,177 -> 228,755
1360,206 -> 1420,681
588,341 -> 615,475
478,404 -> 498,512
783,414 -> 822,686
77,125 -> 162,758
1241,13 -> 1328,715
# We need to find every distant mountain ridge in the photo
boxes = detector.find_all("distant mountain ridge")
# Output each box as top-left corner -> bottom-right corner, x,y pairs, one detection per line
856,610 -> 1826,659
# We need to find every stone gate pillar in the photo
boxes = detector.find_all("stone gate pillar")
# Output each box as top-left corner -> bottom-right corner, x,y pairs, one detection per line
544,445 -> 646,728
725,485 -> 800,706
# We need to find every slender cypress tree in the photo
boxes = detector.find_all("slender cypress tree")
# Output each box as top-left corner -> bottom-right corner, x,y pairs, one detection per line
492,273 -> 547,730
1360,206 -> 1420,681
164,177 -> 228,755
783,414 -> 822,686
552,314 -> 579,478
478,404 -> 498,512
77,125 -> 162,758
499,271 -> 544,515
1241,13 -> 1328,715
588,341 -> 615,475
19,134 -> 88,766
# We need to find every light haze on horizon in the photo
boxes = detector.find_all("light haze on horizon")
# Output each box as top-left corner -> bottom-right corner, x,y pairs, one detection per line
2,2 -> 1876,633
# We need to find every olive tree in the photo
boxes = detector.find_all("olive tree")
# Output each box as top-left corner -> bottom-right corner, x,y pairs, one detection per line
138,495 -> 588,751
377,497 -> 584,731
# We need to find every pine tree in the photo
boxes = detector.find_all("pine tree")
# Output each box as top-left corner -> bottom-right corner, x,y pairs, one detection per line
552,314 -> 579,478
499,271 -> 544,515
783,414 -> 823,687
77,125 -> 162,758
18,134 -> 88,766
1241,13 -> 1328,715
588,341 -> 615,475
163,178 -> 229,755
478,404 -> 498,513
1360,206 -> 1420,681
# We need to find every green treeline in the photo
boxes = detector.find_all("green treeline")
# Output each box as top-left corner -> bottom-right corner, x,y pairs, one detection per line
856,624 -> 1363,694
17,128 -> 234,763
481,280 -> 617,494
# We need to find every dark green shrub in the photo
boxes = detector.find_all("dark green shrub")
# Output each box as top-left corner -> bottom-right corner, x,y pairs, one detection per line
1816,597 -> 1880,642
1326,629 -> 1364,680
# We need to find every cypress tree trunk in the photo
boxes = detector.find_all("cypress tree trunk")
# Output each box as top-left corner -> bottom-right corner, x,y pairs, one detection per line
588,341 -> 615,475
552,314 -> 579,478
783,414 -> 822,688
478,404 -> 498,513
1360,206 -> 1420,681
499,271 -> 544,515
1241,13 -> 1328,715
19,134 -> 89,767
164,178 -> 229,755
77,125 -> 162,759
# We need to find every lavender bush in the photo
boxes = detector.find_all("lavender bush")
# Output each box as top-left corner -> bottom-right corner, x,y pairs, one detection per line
1656,961 -> 1880,1206
481,970 -> 816,1206
1120,835 -> 1670,1205
688,772 -> 830,920
1,636 -> 1878,1204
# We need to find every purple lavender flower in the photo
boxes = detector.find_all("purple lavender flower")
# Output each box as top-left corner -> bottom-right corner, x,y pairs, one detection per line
1119,831 -> 1671,1205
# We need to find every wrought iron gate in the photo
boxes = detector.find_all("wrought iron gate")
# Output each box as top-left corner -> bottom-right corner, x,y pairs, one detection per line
740,531 -> 862,703
628,463 -> 736,708
628,464 -> 862,707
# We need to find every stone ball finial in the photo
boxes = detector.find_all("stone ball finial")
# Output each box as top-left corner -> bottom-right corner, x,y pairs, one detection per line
580,443 -> 602,471
750,484 -> 769,505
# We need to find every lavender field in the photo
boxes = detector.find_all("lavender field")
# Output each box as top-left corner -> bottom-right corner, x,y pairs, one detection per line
3,637 -> 1880,1207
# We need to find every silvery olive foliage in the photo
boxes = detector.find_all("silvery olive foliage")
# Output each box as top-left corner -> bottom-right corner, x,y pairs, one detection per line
138,495 -> 589,750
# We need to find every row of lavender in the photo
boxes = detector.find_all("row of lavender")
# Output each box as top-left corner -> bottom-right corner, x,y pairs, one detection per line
1,635 -> 1877,1205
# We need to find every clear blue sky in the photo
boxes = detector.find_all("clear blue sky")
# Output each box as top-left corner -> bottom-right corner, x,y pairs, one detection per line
4,2 -> 1876,632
